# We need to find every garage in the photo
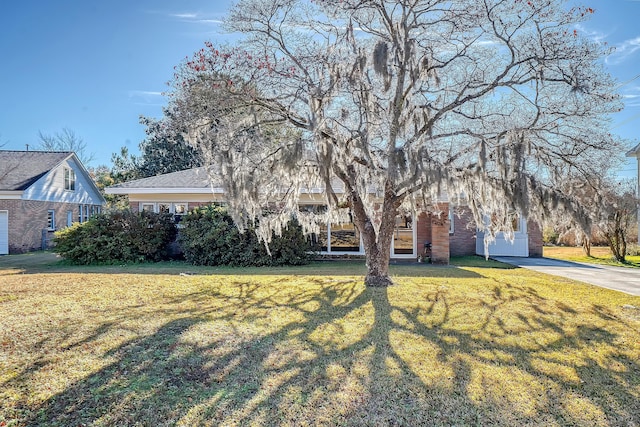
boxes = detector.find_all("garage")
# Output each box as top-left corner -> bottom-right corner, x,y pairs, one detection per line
475,216 -> 530,257
0,210 -> 8,255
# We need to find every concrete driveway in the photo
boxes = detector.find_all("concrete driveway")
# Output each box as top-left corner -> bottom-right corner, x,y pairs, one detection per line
492,257 -> 640,297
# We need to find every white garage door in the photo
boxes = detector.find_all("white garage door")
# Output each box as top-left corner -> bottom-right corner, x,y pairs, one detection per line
0,211 -> 8,255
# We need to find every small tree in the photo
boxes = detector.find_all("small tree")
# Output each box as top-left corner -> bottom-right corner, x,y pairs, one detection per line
170,0 -> 622,286
595,181 -> 637,262
552,174 -> 637,261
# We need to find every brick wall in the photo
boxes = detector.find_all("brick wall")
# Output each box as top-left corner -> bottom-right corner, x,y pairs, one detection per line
449,207 -> 477,256
430,203 -> 450,264
528,220 -> 543,257
416,212 -> 430,256
0,200 -> 91,254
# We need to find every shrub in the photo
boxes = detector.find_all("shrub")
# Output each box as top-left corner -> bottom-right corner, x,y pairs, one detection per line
626,243 -> 640,257
543,227 -> 559,245
54,210 -> 177,264
178,205 -> 313,266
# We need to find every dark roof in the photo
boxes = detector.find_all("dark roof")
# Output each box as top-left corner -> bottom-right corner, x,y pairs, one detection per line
108,167 -> 219,189
0,150 -> 72,191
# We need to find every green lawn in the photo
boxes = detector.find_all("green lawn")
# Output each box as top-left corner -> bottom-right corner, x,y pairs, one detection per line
1,253 -> 639,426
544,246 -> 640,268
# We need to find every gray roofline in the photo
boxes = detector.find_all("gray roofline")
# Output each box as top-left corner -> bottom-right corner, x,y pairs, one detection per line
626,142 -> 640,157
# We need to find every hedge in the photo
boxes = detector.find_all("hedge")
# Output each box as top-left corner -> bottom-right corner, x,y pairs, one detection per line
53,210 -> 177,264
177,205 -> 313,266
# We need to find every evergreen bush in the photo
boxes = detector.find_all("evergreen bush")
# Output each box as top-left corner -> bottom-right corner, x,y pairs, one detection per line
54,210 -> 177,264
178,205 -> 313,266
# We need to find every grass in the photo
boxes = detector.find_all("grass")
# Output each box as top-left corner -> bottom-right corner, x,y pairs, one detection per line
1,253 -> 639,426
544,246 -> 640,268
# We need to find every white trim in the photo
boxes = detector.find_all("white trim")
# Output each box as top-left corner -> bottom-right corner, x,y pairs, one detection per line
64,167 -> 76,191
47,209 -> 56,231
0,191 -> 23,199
106,187 -> 224,195
139,202 -> 189,215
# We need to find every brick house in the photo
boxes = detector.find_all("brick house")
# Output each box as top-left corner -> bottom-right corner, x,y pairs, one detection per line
105,167 -> 542,262
0,151 -> 105,254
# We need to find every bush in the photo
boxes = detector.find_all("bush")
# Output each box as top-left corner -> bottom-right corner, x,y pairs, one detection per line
178,205 -> 313,266
626,243 -> 640,257
54,210 -> 177,264
543,227 -> 559,245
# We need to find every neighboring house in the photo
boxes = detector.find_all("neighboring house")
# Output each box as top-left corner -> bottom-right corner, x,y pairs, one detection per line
105,167 -> 542,263
0,151 -> 105,255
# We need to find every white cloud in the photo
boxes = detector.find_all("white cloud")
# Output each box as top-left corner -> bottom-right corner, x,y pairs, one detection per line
168,11 -> 224,25
606,36 -> 640,65
129,90 -> 162,97
128,90 -> 165,106
171,13 -> 199,19
575,23 -> 608,44
621,85 -> 640,107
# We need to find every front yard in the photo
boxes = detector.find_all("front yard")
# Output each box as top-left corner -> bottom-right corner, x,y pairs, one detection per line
544,246 -> 640,268
1,254 -> 639,426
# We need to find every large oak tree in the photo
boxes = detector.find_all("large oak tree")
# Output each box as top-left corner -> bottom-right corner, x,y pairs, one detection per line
170,0 -> 622,286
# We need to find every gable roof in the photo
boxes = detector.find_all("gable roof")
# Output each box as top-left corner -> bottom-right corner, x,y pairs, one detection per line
626,142 -> 640,158
106,167 -> 221,194
0,150 -> 73,191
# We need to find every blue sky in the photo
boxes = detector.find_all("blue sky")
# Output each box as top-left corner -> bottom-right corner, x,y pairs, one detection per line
0,0 -> 638,176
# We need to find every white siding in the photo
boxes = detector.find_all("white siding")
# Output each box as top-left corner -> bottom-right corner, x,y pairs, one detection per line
0,211 -> 8,255
21,157 -> 104,205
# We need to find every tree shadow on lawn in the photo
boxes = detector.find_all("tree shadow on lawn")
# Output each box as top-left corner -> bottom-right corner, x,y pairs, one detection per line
0,253 -> 496,278
16,279 -> 640,426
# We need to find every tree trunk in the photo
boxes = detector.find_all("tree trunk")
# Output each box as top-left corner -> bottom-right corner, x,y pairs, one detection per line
581,235 -> 591,257
349,184 -> 399,287
361,221 -> 395,287
607,213 -> 627,263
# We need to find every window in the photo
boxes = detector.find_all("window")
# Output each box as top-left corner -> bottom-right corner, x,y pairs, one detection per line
158,203 -> 170,214
47,210 -> 55,230
67,211 -> 73,227
174,203 -> 188,223
78,205 -> 83,223
141,203 -> 155,212
64,168 -> 75,191
393,215 -> 414,255
330,222 -> 360,252
448,207 -> 454,234
84,205 -> 89,220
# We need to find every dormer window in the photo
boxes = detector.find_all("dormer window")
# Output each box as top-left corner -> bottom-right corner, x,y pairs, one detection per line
64,167 -> 75,191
